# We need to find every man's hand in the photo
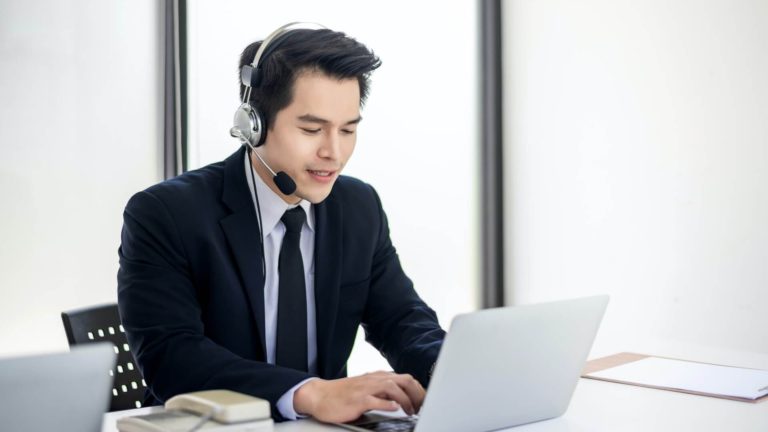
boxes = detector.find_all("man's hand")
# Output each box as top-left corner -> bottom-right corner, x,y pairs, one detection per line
293,371 -> 426,423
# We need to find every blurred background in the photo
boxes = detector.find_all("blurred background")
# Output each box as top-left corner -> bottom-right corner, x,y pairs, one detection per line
1,0 -> 766,373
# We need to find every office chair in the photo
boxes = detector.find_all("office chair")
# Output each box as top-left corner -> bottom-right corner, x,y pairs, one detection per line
61,303 -> 146,411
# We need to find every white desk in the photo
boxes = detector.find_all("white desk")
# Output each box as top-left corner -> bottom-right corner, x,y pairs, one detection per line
103,345 -> 768,432
103,378 -> 768,432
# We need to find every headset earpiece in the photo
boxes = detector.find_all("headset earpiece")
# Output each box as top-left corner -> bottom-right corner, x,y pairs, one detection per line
231,102 -> 265,149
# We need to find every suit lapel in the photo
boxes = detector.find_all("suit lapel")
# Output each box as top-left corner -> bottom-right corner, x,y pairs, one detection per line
313,195 -> 342,378
219,148 -> 267,357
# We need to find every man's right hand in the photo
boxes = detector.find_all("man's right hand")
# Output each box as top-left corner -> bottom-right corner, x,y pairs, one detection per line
293,371 -> 426,423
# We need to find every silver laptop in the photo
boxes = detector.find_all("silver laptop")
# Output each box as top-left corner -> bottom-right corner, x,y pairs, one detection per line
342,295 -> 609,432
0,343 -> 116,432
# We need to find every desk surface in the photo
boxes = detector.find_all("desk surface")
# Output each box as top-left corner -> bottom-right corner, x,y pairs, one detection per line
103,341 -> 768,431
103,376 -> 768,432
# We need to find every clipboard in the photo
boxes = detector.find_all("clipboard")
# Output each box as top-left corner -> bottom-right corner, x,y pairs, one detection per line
582,352 -> 768,403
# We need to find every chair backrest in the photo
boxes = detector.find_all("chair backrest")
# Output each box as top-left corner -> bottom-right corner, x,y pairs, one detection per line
61,303 -> 146,411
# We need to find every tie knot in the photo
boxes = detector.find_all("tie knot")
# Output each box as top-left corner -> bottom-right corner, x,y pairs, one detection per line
281,207 -> 306,233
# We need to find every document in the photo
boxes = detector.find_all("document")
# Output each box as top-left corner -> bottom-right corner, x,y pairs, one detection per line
585,356 -> 768,401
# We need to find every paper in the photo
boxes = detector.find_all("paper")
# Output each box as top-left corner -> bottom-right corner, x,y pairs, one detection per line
587,357 -> 768,400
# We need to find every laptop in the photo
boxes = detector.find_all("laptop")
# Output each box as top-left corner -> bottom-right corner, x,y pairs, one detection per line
341,295 -> 609,432
0,342 -> 116,432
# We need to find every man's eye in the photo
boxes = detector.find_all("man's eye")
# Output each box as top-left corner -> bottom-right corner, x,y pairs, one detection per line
341,129 -> 356,135
301,128 -> 321,134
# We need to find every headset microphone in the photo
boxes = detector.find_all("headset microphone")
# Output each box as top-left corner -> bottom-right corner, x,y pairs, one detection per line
250,148 -> 297,196
230,128 -> 297,196
273,172 -> 296,196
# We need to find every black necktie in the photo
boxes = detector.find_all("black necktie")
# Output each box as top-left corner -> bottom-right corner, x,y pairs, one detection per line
275,206 -> 308,372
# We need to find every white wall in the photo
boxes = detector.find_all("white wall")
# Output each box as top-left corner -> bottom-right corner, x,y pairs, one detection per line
186,0 -> 480,374
503,0 -> 768,357
0,0 -> 162,356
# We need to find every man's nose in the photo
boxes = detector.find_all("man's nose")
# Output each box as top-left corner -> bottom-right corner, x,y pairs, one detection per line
318,131 -> 341,160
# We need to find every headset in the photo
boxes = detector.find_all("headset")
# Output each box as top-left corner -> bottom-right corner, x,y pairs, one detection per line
230,22 -> 327,150
232,23 -> 327,274
230,22 -> 327,197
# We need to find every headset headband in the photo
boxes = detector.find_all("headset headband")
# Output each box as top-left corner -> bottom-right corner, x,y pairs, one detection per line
240,22 -> 327,104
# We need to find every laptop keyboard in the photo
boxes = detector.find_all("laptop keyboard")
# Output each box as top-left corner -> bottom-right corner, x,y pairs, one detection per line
351,416 -> 418,431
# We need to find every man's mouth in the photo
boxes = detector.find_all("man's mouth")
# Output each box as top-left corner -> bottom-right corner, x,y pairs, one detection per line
307,169 -> 337,183
307,170 -> 334,177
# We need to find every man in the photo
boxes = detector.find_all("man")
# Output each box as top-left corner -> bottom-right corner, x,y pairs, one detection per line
117,25 -> 445,423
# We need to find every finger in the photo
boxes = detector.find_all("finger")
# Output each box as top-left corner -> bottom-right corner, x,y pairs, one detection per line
389,374 -> 426,412
375,379 -> 415,415
363,394 -> 400,412
363,373 -> 425,412
364,370 -> 394,378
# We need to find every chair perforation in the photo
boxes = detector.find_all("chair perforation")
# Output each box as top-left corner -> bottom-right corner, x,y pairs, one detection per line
62,304 -> 146,413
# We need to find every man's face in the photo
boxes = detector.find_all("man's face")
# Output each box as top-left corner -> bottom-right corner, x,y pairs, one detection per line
255,70 -> 361,204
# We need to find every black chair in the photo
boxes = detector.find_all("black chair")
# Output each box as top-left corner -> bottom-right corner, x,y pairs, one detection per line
61,303 -> 146,411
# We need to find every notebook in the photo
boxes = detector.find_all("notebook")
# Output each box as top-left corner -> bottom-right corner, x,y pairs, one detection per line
340,295 -> 609,432
0,343 -> 116,432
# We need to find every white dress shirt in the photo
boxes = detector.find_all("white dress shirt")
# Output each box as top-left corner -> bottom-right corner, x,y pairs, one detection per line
244,154 -> 317,419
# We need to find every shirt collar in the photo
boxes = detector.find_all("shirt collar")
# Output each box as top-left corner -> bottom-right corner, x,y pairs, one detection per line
243,150 -> 314,236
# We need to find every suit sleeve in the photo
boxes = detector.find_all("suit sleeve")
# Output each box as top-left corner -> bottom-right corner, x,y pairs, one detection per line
117,190 -> 310,420
360,186 -> 446,387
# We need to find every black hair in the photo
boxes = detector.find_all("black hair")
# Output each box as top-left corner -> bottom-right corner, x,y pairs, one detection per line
238,28 -> 382,132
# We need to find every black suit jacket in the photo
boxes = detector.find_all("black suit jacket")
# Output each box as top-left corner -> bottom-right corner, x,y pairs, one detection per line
117,148 -> 445,419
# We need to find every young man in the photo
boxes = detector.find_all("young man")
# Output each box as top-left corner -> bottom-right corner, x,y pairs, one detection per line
117,26 -> 445,423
